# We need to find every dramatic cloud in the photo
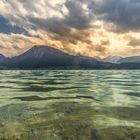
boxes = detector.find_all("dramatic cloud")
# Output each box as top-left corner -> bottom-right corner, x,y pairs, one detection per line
0,0 -> 140,57
89,0 -> 140,31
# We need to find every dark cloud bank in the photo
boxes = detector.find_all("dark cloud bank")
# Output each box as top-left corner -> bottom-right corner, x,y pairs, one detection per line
1,0 -> 140,36
28,0 -> 140,33
0,0 -> 140,56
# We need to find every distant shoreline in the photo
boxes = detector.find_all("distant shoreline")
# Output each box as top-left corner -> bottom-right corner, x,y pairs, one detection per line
0,68 -> 140,70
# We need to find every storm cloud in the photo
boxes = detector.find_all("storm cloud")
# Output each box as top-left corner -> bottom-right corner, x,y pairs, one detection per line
28,0 -> 140,32
89,0 -> 140,31
1,0 -> 140,32
0,0 -> 140,57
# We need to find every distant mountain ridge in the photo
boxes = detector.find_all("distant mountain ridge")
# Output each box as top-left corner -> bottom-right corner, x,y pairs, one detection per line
0,45 -> 115,69
118,56 -> 140,63
0,45 -> 140,69
0,54 -> 6,60
94,56 -> 122,64
0,54 -> 6,64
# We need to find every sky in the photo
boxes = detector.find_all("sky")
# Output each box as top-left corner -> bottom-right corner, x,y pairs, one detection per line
0,0 -> 140,58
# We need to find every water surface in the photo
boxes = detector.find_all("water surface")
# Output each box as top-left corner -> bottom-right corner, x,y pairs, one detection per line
0,70 -> 140,140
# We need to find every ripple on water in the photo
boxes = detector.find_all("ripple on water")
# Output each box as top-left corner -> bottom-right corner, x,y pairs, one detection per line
0,70 -> 140,140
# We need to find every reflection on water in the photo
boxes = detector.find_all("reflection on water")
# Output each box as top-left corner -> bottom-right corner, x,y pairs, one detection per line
0,70 -> 140,140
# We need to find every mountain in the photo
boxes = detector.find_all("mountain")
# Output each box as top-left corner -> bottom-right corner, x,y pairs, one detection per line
0,54 -> 8,69
1,45 -> 115,69
0,45 -> 140,69
0,54 -> 6,64
8,46 -> 75,68
0,54 -> 6,61
97,55 -> 140,64
94,56 -> 122,63
118,56 -> 140,63
102,56 -> 122,63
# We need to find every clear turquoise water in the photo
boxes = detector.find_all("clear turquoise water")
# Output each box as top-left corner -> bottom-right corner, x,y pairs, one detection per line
0,70 -> 140,140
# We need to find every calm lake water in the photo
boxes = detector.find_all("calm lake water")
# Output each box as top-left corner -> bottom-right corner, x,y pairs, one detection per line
0,70 -> 140,140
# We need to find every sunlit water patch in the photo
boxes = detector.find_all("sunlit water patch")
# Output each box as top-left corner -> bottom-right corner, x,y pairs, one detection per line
0,70 -> 140,140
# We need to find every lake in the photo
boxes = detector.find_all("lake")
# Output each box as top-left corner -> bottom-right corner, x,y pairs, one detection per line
0,70 -> 140,140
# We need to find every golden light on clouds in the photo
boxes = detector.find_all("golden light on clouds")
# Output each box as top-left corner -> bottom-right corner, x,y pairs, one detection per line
0,0 -> 140,57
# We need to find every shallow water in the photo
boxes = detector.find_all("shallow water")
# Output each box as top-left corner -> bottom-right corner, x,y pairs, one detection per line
0,70 -> 140,140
